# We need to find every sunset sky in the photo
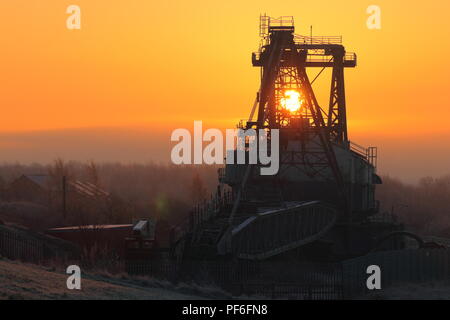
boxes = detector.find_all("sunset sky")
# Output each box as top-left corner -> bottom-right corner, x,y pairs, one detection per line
0,0 -> 449,182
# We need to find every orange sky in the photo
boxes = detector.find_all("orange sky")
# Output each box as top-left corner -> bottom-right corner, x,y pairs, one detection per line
0,1 -> 449,182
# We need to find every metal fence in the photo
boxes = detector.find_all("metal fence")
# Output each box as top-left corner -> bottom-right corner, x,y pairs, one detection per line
0,228 -> 44,263
342,249 -> 450,298
125,259 -> 344,299
126,249 -> 450,299
235,282 -> 343,300
3,223 -> 449,300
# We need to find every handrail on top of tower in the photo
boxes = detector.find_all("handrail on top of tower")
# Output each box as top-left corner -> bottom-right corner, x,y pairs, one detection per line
268,16 -> 295,27
304,52 -> 357,63
294,34 -> 342,45
259,15 -> 343,45
260,15 -> 294,37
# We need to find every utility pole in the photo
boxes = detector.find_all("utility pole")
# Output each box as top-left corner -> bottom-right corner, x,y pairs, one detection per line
62,175 -> 67,219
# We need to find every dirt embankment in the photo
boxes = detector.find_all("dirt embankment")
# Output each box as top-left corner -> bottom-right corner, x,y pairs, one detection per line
0,259 -> 203,300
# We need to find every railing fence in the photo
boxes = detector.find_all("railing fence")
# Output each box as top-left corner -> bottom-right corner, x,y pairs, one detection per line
0,228 -> 44,263
342,249 -> 450,298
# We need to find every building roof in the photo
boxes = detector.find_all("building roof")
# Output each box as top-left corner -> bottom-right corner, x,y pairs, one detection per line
48,224 -> 133,233
69,180 -> 110,198
16,174 -> 109,198
23,174 -> 51,189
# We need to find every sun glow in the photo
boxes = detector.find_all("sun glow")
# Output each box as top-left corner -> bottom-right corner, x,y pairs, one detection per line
280,90 -> 303,113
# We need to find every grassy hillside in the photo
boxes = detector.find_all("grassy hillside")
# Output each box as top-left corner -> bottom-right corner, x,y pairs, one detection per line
0,259 -> 204,300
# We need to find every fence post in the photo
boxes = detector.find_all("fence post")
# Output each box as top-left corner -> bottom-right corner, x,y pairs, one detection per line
271,283 -> 275,299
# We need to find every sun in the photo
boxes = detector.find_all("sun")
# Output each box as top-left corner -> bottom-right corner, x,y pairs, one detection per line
280,90 -> 303,113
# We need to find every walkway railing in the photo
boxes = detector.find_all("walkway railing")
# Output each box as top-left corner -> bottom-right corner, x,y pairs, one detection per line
295,34 -> 342,45
173,189 -> 235,241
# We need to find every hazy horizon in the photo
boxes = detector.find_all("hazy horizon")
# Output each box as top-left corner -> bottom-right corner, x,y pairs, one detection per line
0,124 -> 449,184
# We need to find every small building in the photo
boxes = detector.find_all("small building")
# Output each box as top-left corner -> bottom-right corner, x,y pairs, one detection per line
8,174 -> 110,218
8,174 -> 53,205
47,220 -> 173,259
47,224 -> 133,257
8,174 -> 110,209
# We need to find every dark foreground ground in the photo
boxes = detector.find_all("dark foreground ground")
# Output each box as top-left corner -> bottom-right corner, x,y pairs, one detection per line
0,258 -> 209,300
362,282 -> 450,300
1,258 -> 449,300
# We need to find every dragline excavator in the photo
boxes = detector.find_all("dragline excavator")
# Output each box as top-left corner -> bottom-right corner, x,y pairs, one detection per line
170,16 -> 405,264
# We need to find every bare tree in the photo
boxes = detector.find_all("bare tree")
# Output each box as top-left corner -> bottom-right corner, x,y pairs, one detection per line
86,160 -> 100,187
190,172 -> 207,204
48,158 -> 74,184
